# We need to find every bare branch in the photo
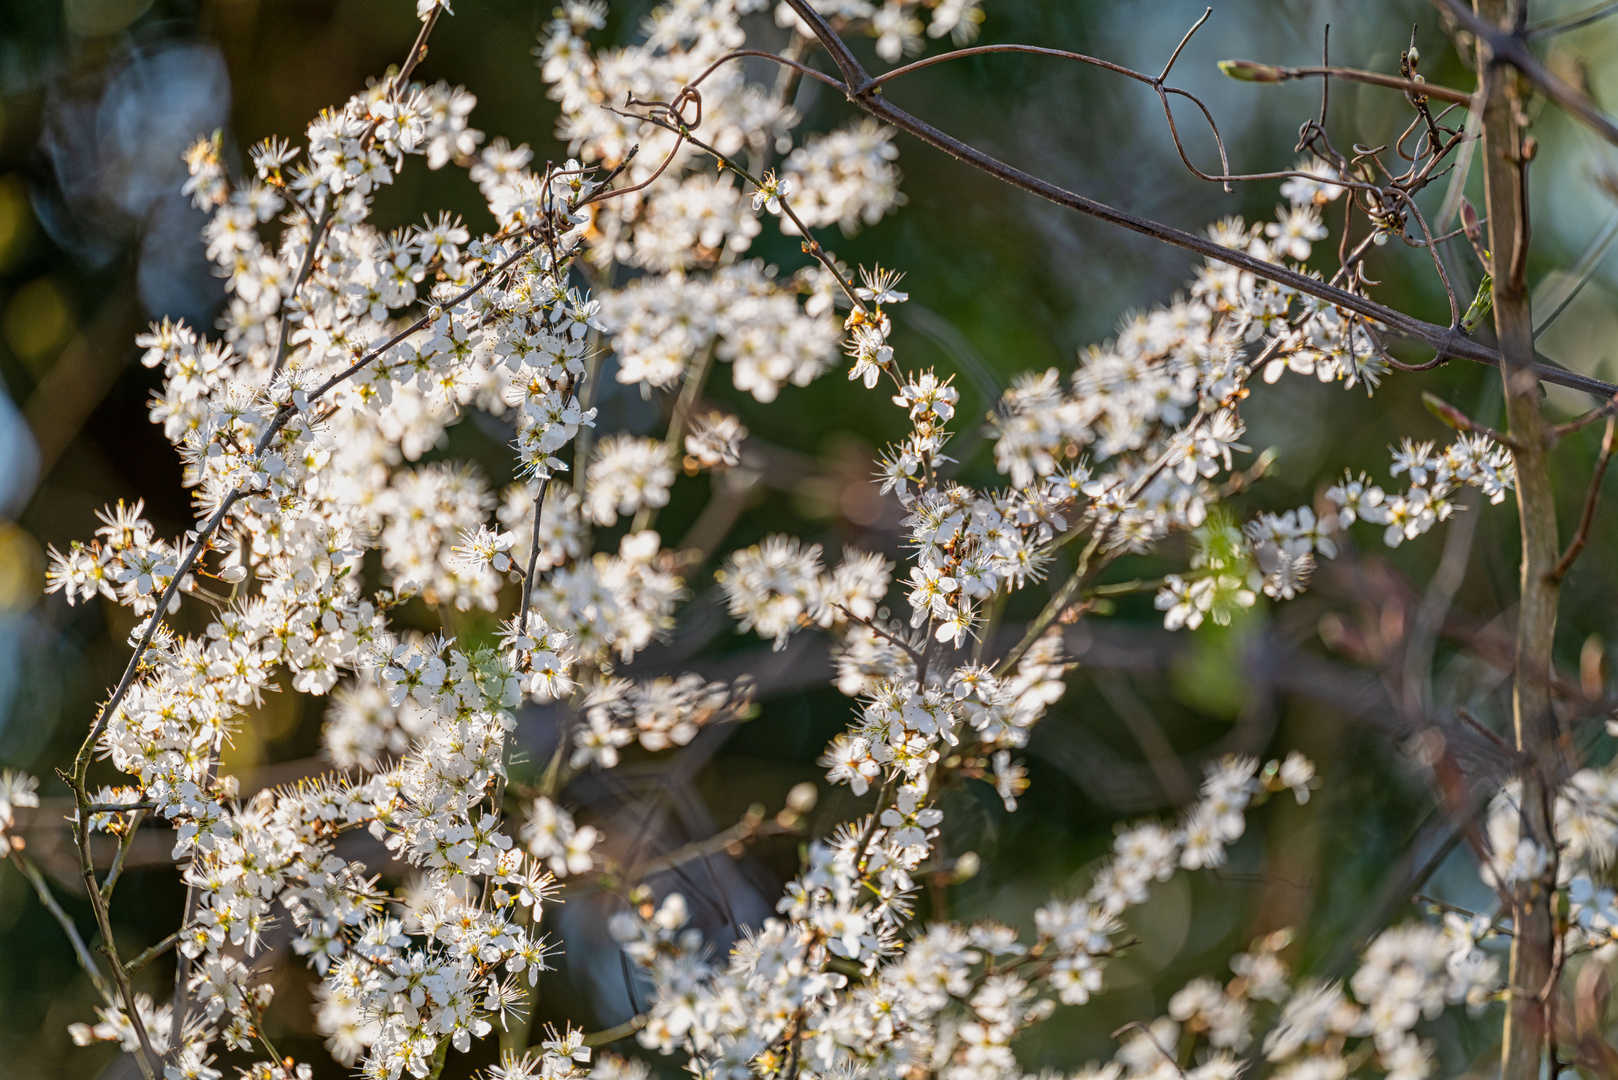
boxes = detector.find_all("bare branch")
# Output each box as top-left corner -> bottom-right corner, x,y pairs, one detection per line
123,930 -> 182,978
583,1014 -> 649,1048
8,851 -> 114,1004
776,0 -> 1618,399
1551,411 -> 1616,583
1219,58 -> 1472,104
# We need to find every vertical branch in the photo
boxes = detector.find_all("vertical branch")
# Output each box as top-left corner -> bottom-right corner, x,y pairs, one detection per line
634,342 -> 714,534
1472,4 -> 1559,1079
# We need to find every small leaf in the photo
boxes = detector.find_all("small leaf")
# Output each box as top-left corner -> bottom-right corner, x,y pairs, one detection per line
1460,273 -> 1493,334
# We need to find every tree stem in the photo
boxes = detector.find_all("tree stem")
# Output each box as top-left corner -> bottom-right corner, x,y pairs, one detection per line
1473,5 -> 1559,1078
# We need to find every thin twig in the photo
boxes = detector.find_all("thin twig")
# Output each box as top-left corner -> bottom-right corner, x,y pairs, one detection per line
582,1014 -> 648,1048
635,342 -> 714,533
1550,412 -> 1616,583
87,801 -> 157,815
851,775 -> 896,878
836,604 -> 924,669
1422,391 -> 1520,448
1221,59 -> 1472,104
123,930 -> 182,977
610,102 -> 869,314
9,851 -> 114,1003
1109,1021 -> 1190,1079
620,813 -> 794,883
995,529 -> 1101,677
1160,8 -> 1213,82
1534,208 -> 1618,339
394,6 -> 441,90
517,479 -> 551,634
1553,400 -> 1618,439
269,207 -> 331,379
1456,706 -> 1522,758
1526,0 -> 1618,38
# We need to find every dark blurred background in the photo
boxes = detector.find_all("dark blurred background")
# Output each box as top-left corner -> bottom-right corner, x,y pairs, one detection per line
2,0 -> 1617,1077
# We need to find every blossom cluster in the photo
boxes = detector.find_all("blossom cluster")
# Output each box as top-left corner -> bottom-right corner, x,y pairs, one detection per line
612,754 -> 1318,1080
1328,433 -> 1517,548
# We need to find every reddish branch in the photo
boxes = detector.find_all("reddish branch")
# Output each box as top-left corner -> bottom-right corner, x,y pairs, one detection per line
1551,411 -> 1617,583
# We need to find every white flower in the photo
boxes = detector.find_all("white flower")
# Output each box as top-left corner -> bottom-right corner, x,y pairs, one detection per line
1279,158 -> 1346,206
585,436 -> 673,526
750,171 -> 793,216
685,412 -> 747,469
1265,204 -> 1328,260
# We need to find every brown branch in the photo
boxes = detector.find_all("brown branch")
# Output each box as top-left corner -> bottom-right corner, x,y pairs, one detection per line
775,0 -> 1618,398
609,101 -> 869,313
86,801 -> 157,815
8,850 -> 114,1004
575,119 -> 684,206
395,5 -> 441,88
1456,706 -> 1523,759
1219,59 -> 1473,104
685,48 -> 848,95
1463,4 -> 1561,1078
1419,728 -> 1516,912
1160,7 -> 1213,81
99,809 -> 146,900
1550,412 -> 1616,583
519,478 -> 553,633
1553,400 -> 1618,439
123,930 -> 182,978
865,43 -> 1163,92
836,605 -> 924,669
